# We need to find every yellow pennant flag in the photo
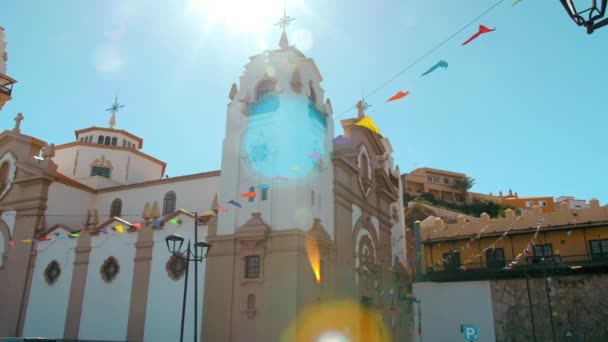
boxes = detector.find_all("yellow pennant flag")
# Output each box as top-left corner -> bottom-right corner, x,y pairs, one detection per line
21,239 -> 32,243
202,210 -> 217,217
114,225 -> 124,234
355,116 -> 380,134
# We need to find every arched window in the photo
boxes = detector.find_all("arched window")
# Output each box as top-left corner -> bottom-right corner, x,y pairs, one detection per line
110,198 -> 122,217
128,142 -> 132,148
104,136 -> 111,145
360,152 -> 371,180
111,137 -> 117,146
98,135 -> 104,144
249,186 -> 255,202
256,80 -> 276,100
163,191 -> 177,216
122,139 -> 126,147
80,138 -> 84,142
88,136 -> 93,143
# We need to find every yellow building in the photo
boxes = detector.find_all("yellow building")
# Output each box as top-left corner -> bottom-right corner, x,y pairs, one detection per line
501,194 -> 556,214
414,199 -> 608,281
401,167 -> 468,203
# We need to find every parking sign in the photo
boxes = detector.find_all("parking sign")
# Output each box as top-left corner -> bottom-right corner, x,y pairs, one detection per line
462,325 -> 478,341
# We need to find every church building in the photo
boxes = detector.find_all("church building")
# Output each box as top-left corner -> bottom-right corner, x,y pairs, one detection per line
0,22 -> 410,342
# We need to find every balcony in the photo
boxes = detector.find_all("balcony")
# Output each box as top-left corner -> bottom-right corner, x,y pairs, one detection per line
421,253 -> 608,282
0,73 -> 16,97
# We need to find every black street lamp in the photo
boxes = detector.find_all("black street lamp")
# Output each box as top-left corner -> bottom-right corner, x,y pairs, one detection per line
560,0 -> 608,34
165,213 -> 212,342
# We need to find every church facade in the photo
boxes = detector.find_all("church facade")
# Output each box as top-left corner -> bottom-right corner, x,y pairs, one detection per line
0,27 -> 410,342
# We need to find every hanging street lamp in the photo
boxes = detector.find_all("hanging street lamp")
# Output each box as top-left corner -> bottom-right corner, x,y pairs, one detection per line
560,0 -> 608,34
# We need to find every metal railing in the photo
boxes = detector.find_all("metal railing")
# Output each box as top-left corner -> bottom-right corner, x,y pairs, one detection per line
422,253 -> 608,282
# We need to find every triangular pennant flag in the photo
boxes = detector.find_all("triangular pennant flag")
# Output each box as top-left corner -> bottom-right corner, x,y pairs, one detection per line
100,228 -> 109,235
202,210 -> 217,217
169,218 -> 181,225
69,233 -> 81,238
22,239 -> 32,243
57,234 -> 67,240
153,220 -> 162,229
131,222 -> 142,230
257,184 -> 269,190
355,116 -> 380,134
114,225 -> 124,233
38,237 -> 52,241
386,90 -> 409,102
227,200 -> 242,208
8,241 -> 14,247
213,206 -> 227,212
241,191 -> 256,198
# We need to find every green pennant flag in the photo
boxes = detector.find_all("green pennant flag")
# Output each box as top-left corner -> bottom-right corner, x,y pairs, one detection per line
69,233 -> 81,238
170,218 -> 180,225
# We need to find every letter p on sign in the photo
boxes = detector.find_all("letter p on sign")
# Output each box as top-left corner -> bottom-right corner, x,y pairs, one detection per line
462,325 -> 478,340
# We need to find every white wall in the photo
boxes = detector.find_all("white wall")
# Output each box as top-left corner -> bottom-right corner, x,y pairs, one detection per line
53,145 -> 163,186
23,228 -> 77,338
79,225 -> 138,341
94,176 -> 219,224
46,182 -> 95,230
144,215 -> 207,342
413,281 -> 496,342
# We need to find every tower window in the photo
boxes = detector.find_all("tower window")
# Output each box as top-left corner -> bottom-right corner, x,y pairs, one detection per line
110,198 -> 122,217
261,188 -> 268,201
256,80 -> 276,100
91,166 -> 110,178
163,191 -> 177,215
245,255 -> 260,279
111,137 -> 118,146
249,186 -> 255,203
98,135 -> 104,144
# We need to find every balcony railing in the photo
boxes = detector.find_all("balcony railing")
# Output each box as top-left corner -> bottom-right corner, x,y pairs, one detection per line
0,83 -> 11,96
421,253 -> 608,282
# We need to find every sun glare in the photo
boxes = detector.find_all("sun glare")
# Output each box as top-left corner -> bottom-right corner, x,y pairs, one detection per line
188,0 -> 287,35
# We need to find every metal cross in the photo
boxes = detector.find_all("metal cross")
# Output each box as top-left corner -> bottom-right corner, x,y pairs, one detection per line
275,1 -> 295,31
105,96 -> 124,116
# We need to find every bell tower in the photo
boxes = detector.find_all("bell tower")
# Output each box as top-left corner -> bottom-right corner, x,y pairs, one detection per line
216,18 -> 335,237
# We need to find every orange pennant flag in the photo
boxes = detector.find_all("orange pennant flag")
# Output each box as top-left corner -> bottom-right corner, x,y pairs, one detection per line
387,90 -> 410,102
241,192 -> 256,198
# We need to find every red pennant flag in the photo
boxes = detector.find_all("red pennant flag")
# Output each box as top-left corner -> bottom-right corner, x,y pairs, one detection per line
387,91 -> 410,102
38,237 -> 52,241
9,241 -> 14,247
132,222 -> 142,230
462,25 -> 495,45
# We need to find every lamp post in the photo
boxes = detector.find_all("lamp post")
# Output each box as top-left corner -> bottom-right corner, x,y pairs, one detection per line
560,0 -> 608,34
165,212 -> 211,342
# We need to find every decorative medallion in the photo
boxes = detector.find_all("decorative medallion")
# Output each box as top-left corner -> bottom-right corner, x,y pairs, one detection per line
101,256 -> 120,283
166,254 -> 187,281
44,260 -> 61,285
0,152 -> 17,200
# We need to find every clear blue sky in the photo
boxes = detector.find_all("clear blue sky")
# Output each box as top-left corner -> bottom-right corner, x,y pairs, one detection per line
1,0 -> 607,203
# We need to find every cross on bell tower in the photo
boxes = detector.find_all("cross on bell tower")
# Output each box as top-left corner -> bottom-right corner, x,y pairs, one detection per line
275,0 -> 295,49
105,96 -> 124,129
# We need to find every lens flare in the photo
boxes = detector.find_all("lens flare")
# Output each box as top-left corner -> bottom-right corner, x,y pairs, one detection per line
281,300 -> 391,342
306,234 -> 321,283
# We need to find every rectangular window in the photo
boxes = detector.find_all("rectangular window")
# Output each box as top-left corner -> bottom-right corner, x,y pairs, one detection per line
443,251 -> 461,269
91,166 -> 110,178
485,248 -> 505,269
311,190 -> 315,207
427,175 -> 440,183
525,201 -> 534,207
539,200 -> 548,207
245,256 -> 260,279
533,244 -> 553,257
261,188 -> 268,201
444,177 -> 450,184
589,239 -> 608,256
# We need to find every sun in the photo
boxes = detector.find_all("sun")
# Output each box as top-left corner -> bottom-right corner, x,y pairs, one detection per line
187,0 -> 288,35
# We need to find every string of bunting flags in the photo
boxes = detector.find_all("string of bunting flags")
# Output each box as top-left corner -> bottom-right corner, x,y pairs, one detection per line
334,0 -> 521,136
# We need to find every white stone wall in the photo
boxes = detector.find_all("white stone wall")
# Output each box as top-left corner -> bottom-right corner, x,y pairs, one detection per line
46,182 -> 95,230
78,226 -> 138,341
94,175 -> 219,224
23,228 -> 78,338
144,215 -> 207,342
53,145 -> 163,186
413,281 -> 496,342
